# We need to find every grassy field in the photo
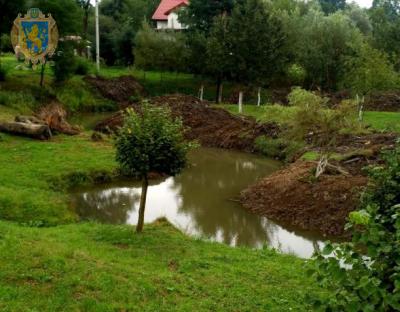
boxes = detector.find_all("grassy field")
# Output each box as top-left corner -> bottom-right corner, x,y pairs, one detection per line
216,104 -> 400,133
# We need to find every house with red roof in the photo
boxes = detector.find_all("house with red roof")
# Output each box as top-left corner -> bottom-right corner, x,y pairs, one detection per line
152,0 -> 189,30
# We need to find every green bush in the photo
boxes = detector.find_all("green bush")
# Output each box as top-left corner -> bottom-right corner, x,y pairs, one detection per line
0,34 -> 12,53
0,60 -> 6,81
52,41 -> 77,82
310,141 -> 400,311
255,136 -> 304,162
287,64 -> 306,86
74,57 -> 92,75
286,88 -> 360,147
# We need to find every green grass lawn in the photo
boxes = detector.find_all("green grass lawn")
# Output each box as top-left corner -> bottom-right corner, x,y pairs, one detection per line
0,220 -> 319,311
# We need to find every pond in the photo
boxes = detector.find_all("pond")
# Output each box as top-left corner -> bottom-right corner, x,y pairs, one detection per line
70,148 -> 325,258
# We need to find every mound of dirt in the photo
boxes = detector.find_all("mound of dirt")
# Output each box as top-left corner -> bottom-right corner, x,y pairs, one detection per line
240,161 -> 368,237
95,94 -> 280,151
365,92 -> 400,112
84,75 -> 146,103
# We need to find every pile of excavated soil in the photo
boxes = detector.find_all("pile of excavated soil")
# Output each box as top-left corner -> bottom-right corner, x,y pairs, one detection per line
240,161 -> 368,237
95,94 -> 280,151
365,92 -> 400,112
84,75 -> 146,103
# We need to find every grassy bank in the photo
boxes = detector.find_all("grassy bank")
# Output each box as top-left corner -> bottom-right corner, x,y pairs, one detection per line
0,133 -> 116,225
0,220 -> 319,311
216,104 -> 400,133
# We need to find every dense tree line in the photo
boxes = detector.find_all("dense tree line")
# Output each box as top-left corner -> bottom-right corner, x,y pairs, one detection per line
1,0 -> 400,95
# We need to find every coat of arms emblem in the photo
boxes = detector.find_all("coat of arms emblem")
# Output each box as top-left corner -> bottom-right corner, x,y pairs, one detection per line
10,8 -> 59,68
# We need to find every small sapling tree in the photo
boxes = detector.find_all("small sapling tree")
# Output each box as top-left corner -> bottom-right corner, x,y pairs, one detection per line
115,103 -> 191,233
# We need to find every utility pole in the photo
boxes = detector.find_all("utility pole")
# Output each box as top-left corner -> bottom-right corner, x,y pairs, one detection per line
95,0 -> 100,73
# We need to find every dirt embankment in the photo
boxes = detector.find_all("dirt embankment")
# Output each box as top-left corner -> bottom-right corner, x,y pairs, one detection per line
84,75 -> 146,104
95,94 -> 280,151
241,161 -> 367,237
241,133 -> 398,237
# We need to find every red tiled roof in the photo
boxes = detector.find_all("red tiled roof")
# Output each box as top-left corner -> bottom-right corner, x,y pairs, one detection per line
152,0 -> 189,21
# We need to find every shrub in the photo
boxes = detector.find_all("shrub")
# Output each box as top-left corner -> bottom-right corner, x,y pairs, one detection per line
309,141 -> 400,311
287,64 -> 306,86
52,41 -> 77,82
0,34 -> 12,53
74,57 -> 92,75
286,88 -> 359,147
115,103 -> 193,232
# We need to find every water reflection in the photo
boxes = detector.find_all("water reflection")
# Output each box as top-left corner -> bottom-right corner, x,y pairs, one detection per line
70,148 -> 325,258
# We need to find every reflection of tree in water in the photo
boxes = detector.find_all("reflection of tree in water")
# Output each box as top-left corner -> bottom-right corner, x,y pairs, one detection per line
171,148 -> 280,247
72,179 -> 168,225
72,188 -> 140,224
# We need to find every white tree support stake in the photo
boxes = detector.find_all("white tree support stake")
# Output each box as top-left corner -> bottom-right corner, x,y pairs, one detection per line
199,85 -> 204,101
257,87 -> 261,106
238,91 -> 243,113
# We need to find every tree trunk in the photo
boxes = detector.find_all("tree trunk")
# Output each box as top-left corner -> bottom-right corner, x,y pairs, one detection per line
136,175 -> 149,233
40,62 -> 46,87
257,87 -> 261,106
0,122 -> 52,140
238,91 -> 243,114
215,77 -> 223,103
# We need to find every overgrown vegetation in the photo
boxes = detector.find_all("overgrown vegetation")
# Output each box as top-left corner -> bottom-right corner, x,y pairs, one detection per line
310,142 -> 400,311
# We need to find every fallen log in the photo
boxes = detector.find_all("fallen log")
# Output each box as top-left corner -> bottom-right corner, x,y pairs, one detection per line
0,122 -> 52,140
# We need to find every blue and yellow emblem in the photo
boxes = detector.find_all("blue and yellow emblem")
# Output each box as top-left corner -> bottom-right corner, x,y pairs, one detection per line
11,8 -> 59,67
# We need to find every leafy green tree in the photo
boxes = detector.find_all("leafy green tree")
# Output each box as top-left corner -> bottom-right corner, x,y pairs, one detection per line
180,0 -> 236,33
90,0 -> 159,65
344,3 -> 372,35
205,15 -> 233,103
27,0 -> 83,35
319,0 -> 346,14
76,0 -> 92,40
291,10 -> 364,90
369,0 -> 400,66
0,0 -> 26,34
115,104 -> 191,233
310,142 -> 400,311
341,42 -> 399,96
135,22 -> 189,72
227,0 -> 287,88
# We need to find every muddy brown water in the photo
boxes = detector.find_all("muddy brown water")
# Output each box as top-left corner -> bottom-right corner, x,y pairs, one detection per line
70,148 -> 325,258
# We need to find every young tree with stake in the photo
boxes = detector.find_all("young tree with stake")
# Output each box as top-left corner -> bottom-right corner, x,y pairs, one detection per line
115,103 -> 192,233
